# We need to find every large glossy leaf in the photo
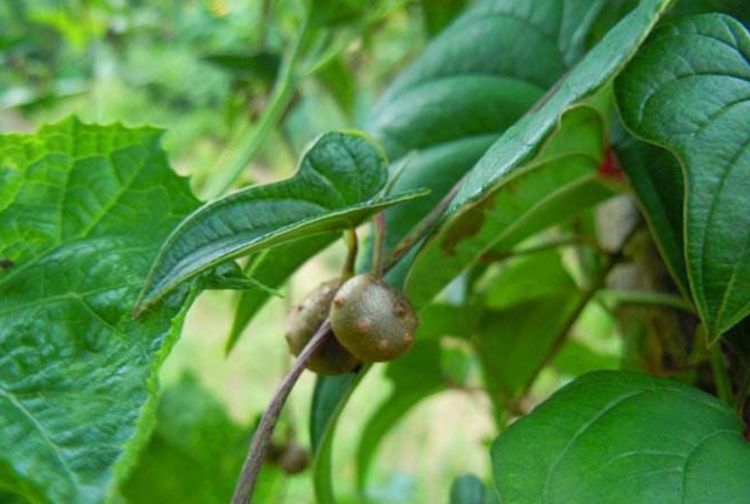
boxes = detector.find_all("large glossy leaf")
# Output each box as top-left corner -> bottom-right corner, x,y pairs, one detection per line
135,131 -> 427,315
118,374 -> 280,503
405,0 -> 674,308
0,118 -> 198,503
369,0 -> 612,268
491,371 -> 750,503
615,14 -> 750,338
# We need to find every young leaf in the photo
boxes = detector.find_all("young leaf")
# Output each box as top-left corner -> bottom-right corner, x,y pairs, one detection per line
491,371 -> 750,503
0,118 -> 198,503
405,0 -> 673,308
615,14 -> 750,339
135,131 -> 427,315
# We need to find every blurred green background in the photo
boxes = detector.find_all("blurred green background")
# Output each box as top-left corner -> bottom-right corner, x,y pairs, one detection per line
0,1 -> 622,502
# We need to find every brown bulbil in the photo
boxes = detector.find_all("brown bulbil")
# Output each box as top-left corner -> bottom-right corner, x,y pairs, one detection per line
284,279 -> 359,375
329,274 -> 418,362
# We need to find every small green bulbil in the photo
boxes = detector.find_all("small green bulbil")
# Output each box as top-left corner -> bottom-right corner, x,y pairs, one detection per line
285,279 -> 359,375
330,274 -> 418,362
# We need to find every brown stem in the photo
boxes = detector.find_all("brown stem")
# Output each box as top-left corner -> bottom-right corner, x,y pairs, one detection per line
231,321 -> 332,504
372,213 -> 387,278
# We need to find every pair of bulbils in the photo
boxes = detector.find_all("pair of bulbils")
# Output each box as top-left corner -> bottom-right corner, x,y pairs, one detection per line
284,274 -> 418,375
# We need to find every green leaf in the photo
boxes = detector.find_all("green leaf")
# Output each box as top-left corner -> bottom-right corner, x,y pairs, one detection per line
615,136 -> 689,295
491,371 -> 750,503
406,101 -> 615,308
405,0 -> 673,308
135,131 -> 427,315
481,249 -> 577,311
449,474 -> 487,504
355,339 -> 444,492
118,373 -> 280,503
369,0 -> 614,271
0,117 -> 198,503
310,370 -> 367,504
421,0 -> 468,36
615,14 -> 750,338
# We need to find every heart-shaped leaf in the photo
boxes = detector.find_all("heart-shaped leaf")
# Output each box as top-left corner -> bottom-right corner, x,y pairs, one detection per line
616,14 -> 750,339
491,371 -> 750,503
135,131 -> 427,315
405,0 -> 673,308
0,118 -> 198,503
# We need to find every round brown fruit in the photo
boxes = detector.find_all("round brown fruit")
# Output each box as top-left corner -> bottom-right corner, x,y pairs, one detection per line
329,274 -> 418,362
285,279 -> 359,375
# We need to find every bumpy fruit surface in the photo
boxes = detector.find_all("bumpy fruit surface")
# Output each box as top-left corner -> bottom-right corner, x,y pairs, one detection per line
285,279 -> 358,375
329,274 -> 418,362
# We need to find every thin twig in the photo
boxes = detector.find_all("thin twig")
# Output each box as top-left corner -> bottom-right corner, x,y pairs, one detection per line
372,213 -> 387,278
342,229 -> 358,280
231,321 -> 331,504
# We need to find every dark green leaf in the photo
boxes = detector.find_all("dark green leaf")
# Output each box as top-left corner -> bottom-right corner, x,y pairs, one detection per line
0,118 -> 198,503
406,101 -> 615,308
615,14 -> 750,338
449,474 -> 487,504
202,51 -> 281,84
405,0 -> 673,308
421,0 -> 468,36
491,371 -> 750,503
135,131 -> 427,315
616,136 -> 689,295
369,0 -> 614,271
310,370 -> 367,504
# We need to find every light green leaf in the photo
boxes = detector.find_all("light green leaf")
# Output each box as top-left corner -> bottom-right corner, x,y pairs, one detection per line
615,14 -> 750,338
135,131 -> 427,315
491,371 -> 750,503
405,0 -> 674,307
0,118 -> 198,503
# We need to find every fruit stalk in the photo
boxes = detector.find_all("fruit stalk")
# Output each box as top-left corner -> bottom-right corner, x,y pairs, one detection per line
231,321 -> 332,504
